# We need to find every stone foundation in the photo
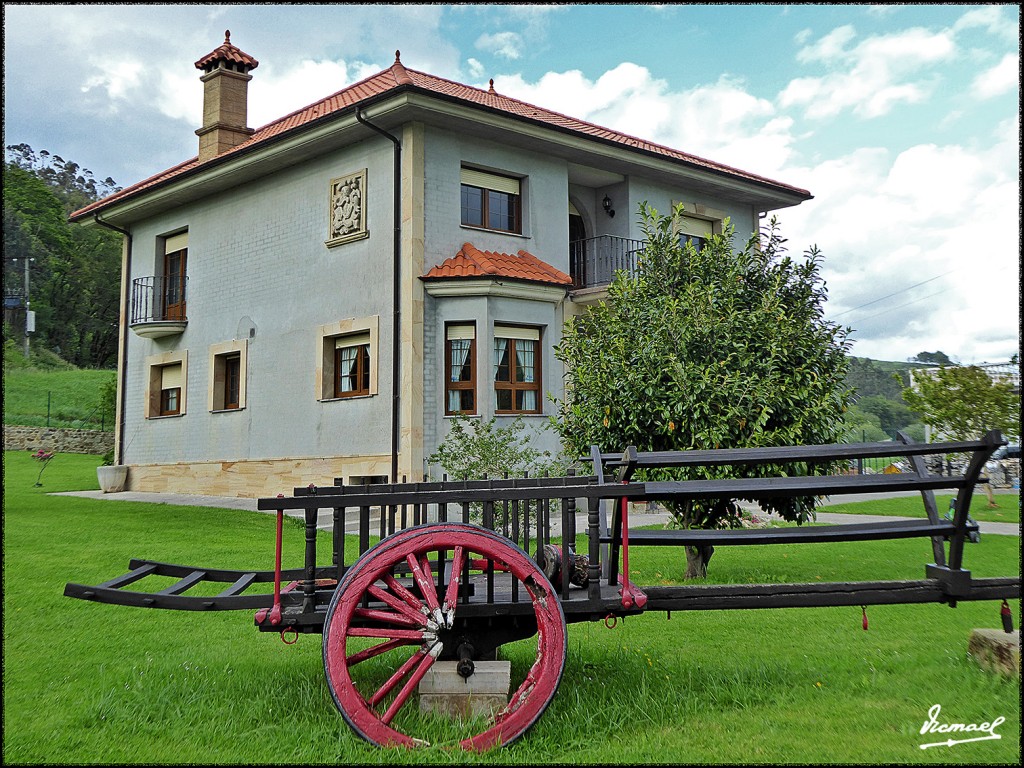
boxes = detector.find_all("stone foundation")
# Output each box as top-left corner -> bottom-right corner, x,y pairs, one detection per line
123,454 -> 393,498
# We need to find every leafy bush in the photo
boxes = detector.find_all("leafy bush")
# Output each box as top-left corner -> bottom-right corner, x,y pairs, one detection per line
427,415 -> 564,480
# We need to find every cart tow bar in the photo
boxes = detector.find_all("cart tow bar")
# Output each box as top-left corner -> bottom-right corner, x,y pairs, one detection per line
618,492 -> 647,611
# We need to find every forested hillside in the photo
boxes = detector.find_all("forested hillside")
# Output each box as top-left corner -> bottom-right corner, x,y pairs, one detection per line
3,144 -> 122,369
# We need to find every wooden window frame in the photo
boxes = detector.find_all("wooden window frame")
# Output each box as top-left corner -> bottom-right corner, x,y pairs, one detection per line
460,170 -> 522,234
334,343 -> 371,398
223,354 -> 241,409
445,326 -> 477,415
208,340 -> 247,412
159,386 -> 181,416
163,247 -> 187,321
146,351 -> 187,419
317,317 -> 378,402
493,331 -> 542,415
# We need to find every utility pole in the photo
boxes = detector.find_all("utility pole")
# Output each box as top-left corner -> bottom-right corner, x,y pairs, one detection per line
23,256 -> 32,357
8,256 -> 34,357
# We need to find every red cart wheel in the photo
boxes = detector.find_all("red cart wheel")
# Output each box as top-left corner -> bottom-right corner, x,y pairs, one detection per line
323,523 -> 567,750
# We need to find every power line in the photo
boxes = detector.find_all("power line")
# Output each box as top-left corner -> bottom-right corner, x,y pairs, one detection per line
832,270 -> 956,318
848,286 -> 952,324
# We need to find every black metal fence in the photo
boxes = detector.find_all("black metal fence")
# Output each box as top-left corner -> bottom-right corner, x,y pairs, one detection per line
569,235 -> 644,289
130,275 -> 188,324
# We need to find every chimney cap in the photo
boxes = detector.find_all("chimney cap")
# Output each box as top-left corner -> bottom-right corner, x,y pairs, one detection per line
195,29 -> 259,72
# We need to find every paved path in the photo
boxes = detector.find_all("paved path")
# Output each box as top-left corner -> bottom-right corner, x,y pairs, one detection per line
55,488 -> 1020,536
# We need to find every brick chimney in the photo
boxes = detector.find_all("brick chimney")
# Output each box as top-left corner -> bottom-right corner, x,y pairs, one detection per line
194,30 -> 259,161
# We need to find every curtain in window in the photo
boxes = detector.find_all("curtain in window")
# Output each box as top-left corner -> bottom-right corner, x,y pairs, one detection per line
494,338 -> 509,381
448,339 -> 472,412
449,339 -> 471,381
515,340 -> 535,383
339,346 -> 359,392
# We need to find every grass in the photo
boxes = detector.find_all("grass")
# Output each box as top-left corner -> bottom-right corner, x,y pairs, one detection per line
2,365 -> 114,430
3,450 -> 1020,765
820,493 -> 1020,525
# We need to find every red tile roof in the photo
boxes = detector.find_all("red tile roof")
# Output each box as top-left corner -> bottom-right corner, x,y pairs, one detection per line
423,243 -> 573,287
71,50 -> 810,221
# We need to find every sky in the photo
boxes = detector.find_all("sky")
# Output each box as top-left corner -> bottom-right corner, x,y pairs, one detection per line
3,3 -> 1020,364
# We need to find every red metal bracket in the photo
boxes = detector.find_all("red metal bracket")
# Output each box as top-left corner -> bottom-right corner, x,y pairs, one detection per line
269,499 -> 284,625
618,493 -> 647,610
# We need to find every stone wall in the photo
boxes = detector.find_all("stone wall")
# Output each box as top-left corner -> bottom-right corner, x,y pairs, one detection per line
3,425 -> 113,456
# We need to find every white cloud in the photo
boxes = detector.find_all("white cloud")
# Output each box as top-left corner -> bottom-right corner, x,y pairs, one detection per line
80,59 -> 144,104
777,118 -> 1019,361
475,31 -> 523,60
781,26 -> 955,120
953,5 -> 1016,41
795,24 -> 857,64
495,65 -> 794,180
971,53 -> 1019,100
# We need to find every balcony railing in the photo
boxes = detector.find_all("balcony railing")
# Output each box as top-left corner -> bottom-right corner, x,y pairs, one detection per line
569,235 -> 644,290
130,276 -> 188,338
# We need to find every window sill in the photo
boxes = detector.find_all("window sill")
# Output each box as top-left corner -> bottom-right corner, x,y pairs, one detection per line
460,224 -> 529,239
210,407 -> 246,414
320,394 -> 376,403
148,413 -> 184,420
444,413 -> 480,419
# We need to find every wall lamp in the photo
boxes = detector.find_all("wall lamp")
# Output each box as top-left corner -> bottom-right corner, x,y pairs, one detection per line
602,194 -> 615,218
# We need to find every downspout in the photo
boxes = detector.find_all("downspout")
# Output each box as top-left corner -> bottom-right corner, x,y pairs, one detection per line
93,215 -> 132,467
355,107 -> 402,482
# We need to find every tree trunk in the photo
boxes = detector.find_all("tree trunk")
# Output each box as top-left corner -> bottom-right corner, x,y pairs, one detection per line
982,477 -> 998,508
684,544 -> 714,579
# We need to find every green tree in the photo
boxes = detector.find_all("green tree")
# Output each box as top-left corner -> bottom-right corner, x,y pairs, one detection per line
4,145 -> 122,368
902,366 -> 1019,442
854,394 -> 919,438
844,356 -> 909,400
841,403 -> 889,443
903,365 -> 1019,508
911,350 -> 954,366
554,204 -> 853,577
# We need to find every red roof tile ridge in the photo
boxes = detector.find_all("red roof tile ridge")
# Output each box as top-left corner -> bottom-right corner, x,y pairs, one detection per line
390,50 -> 413,86
460,242 -> 500,274
515,249 -> 572,284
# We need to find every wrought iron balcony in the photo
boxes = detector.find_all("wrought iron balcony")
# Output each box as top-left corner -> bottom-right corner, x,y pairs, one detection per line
129,276 -> 188,339
569,235 -> 644,290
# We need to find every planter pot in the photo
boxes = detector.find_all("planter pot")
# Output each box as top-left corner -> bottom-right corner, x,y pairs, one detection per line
97,464 -> 128,493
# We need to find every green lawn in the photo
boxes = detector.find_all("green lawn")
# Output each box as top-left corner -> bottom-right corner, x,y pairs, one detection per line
3,451 -> 1020,765
2,366 -> 114,430
820,493 -> 1020,525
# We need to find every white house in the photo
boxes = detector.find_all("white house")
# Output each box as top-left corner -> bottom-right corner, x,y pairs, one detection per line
71,32 -> 812,496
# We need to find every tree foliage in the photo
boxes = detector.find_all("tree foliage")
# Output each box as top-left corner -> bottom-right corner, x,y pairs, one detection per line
902,365 -> 1020,442
845,356 -> 909,400
553,204 -> 853,573
3,144 -> 122,368
911,350 -> 954,366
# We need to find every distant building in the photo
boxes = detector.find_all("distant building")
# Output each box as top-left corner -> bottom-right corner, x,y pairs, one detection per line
70,33 -> 812,496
